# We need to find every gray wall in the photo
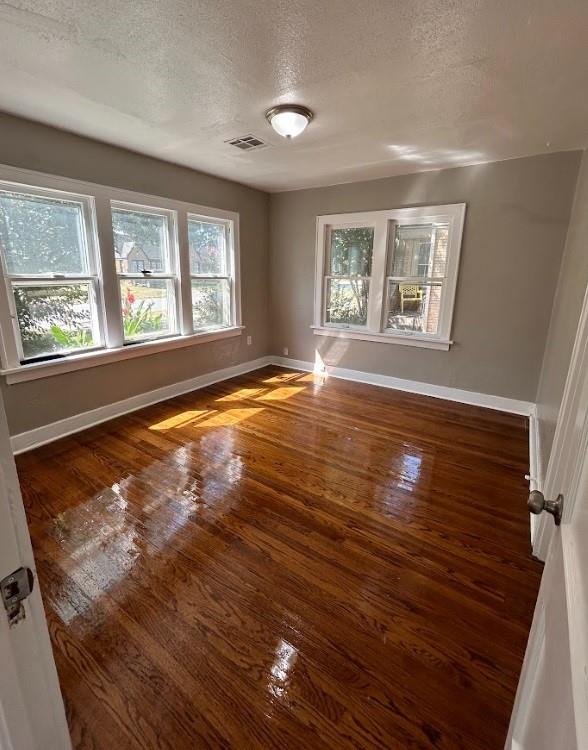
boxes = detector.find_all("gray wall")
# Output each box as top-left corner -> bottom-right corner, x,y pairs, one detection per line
536,151 -> 588,472
269,152 -> 581,402
0,113 -> 270,435
0,112 -> 583,440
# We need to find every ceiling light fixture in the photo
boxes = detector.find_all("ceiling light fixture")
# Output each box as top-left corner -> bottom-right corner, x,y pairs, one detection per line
265,104 -> 313,139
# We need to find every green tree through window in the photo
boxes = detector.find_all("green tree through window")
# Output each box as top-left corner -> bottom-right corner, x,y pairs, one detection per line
327,227 -> 373,326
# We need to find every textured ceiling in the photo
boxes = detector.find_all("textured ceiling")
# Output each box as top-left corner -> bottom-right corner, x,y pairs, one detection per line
0,0 -> 586,192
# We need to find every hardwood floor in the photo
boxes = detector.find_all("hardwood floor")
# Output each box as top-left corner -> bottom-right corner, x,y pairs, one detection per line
16,365 -> 542,749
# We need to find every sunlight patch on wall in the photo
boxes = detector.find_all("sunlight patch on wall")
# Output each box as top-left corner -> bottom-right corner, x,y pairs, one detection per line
316,338 -> 349,368
314,349 -> 328,376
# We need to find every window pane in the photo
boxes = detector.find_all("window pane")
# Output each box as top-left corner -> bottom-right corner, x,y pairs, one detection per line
13,283 -> 97,359
120,279 -> 175,341
390,223 -> 449,278
0,192 -> 89,275
386,282 -> 442,334
188,219 -> 227,275
329,227 -> 373,276
191,279 -> 230,329
326,278 -> 369,326
112,209 -> 169,274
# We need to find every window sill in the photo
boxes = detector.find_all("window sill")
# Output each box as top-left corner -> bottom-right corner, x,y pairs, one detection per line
311,326 -> 452,350
2,326 -> 244,384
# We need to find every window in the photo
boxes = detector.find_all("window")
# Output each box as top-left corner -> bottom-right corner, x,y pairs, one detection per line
0,188 -> 103,361
385,223 -> 449,336
325,226 -> 373,328
188,217 -> 232,330
0,165 -> 242,382
313,204 -> 465,350
112,205 -> 178,343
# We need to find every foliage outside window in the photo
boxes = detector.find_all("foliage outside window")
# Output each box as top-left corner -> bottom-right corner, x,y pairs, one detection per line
188,217 -> 231,330
325,227 -> 373,327
0,191 -> 100,359
0,170 -> 240,375
314,205 -> 465,350
14,284 -> 97,358
112,206 -> 177,342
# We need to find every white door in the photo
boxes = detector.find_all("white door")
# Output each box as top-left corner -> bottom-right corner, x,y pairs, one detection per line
0,392 -> 70,750
506,287 -> 588,749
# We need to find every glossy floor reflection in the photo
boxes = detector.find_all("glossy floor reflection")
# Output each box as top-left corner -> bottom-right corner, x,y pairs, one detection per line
17,366 -> 542,749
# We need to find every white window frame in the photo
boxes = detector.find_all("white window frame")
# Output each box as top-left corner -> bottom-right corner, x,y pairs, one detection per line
312,203 -> 466,351
112,201 -> 180,344
0,182 -> 106,364
0,164 -> 242,384
323,220 -> 376,332
187,214 -> 236,332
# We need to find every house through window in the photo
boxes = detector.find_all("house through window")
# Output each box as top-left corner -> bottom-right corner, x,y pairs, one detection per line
386,223 -> 450,336
111,205 -> 178,343
0,166 -> 242,376
313,204 -> 465,350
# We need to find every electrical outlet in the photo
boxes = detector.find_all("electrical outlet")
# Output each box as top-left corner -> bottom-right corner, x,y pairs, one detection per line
283,347 -> 289,356
247,335 -> 252,345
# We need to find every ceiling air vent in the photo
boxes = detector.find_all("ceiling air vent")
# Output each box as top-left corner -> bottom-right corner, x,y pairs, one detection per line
226,134 -> 267,151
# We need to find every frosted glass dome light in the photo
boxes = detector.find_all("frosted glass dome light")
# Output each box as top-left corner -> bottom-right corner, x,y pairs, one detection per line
266,105 -> 313,139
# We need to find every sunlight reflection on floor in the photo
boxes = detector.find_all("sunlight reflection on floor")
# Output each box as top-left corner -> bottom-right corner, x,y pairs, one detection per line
268,638 -> 298,703
196,407 -> 265,427
262,372 -> 303,384
256,386 -> 305,401
216,387 -> 268,402
149,410 -> 209,431
295,373 -> 313,383
149,370 -> 311,434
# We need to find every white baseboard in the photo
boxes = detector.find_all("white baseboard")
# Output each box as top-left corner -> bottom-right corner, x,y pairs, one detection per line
527,404 -> 544,548
10,356 -> 273,454
269,356 -> 534,416
10,353 -> 535,455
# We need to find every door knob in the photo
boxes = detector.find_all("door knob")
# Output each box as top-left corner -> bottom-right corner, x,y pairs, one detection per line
527,490 -> 563,526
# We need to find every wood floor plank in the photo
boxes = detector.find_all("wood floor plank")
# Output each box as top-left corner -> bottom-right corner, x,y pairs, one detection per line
16,366 -> 542,749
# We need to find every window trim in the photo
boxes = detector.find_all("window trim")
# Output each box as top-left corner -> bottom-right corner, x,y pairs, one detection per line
187,213 -> 235,332
313,204 -> 466,349
0,163 -> 242,381
0,183 -> 106,363
111,200 -> 181,344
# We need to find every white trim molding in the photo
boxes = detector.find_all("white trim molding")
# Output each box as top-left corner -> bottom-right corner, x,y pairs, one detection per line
527,405 -> 544,490
0,162 -> 242,381
311,326 -> 452,350
270,355 -> 534,415
527,404 -> 544,549
11,356 -> 272,454
313,203 -> 466,350
10,354 -> 535,455
532,279 -> 588,562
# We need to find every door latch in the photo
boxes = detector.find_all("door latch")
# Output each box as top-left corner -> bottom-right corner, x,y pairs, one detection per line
1,567 -> 34,628
527,490 -> 564,526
